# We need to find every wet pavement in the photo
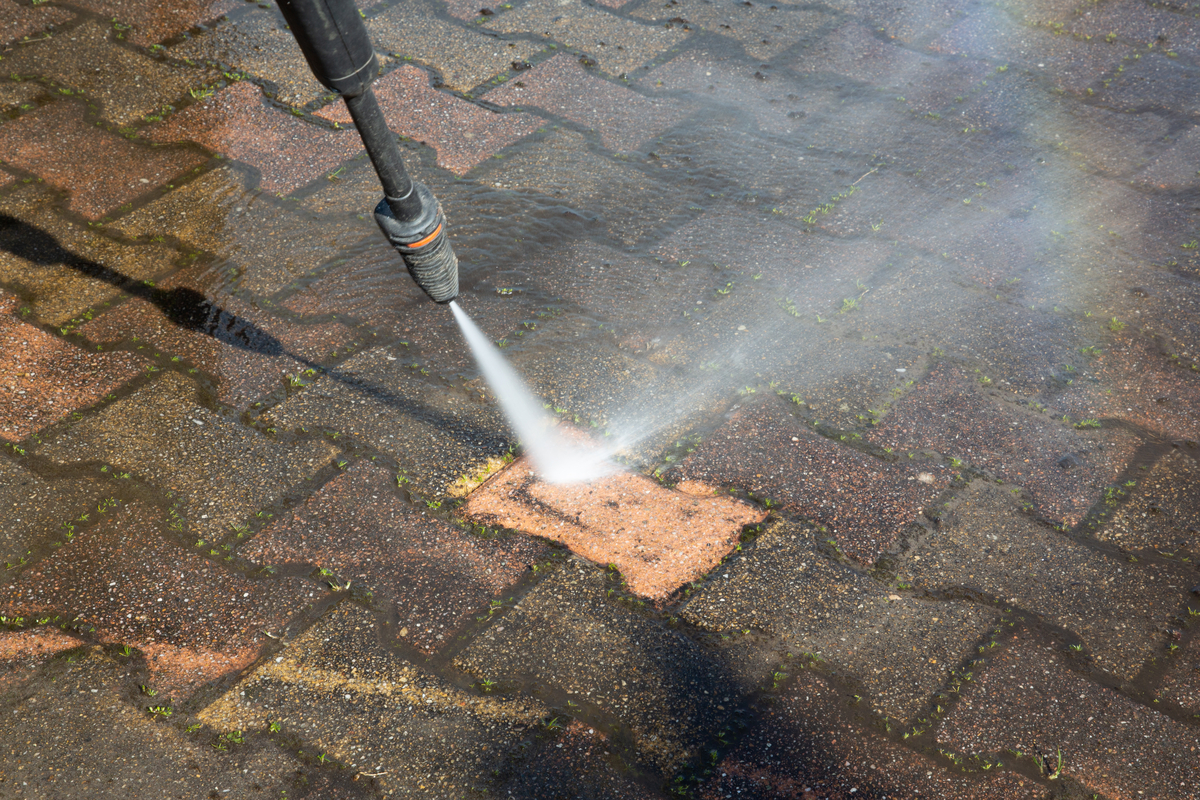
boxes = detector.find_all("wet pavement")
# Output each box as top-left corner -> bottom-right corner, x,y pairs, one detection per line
1,0 -> 1198,798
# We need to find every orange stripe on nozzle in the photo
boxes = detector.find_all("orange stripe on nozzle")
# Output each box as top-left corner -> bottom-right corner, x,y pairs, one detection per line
407,222 -> 443,250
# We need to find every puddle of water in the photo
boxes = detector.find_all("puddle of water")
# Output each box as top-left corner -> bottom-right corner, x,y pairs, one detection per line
449,299 -> 618,483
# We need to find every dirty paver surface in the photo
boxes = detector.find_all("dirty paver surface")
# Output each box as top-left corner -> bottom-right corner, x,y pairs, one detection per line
0,0 -> 1198,798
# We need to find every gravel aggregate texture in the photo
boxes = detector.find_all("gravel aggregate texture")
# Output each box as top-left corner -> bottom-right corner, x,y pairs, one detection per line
936,629 -> 1200,800
0,0 -> 72,47
34,372 -> 338,542
0,502 -> 319,698
682,521 -> 1000,723
1101,449 -> 1200,553
200,601 -> 551,796
52,0 -> 241,47
0,459 -> 108,571
455,561 -> 743,772
242,461 -> 548,653
898,480 -> 1192,680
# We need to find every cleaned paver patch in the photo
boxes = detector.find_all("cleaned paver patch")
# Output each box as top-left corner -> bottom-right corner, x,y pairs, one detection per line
1,502 -> 319,698
455,561 -> 742,773
0,627 -> 80,693
465,451 -> 764,599
200,602 -> 550,796
0,289 -> 143,441
0,0 -> 72,46
0,459 -> 109,570
937,629 -> 1200,800
242,462 -> 548,653
682,521 -> 1000,723
898,480 -> 1190,680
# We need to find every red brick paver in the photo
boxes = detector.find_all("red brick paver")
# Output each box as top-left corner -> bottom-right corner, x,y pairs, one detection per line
869,364 -> 1143,527
0,102 -> 207,221
0,627 -> 80,693
701,671 -> 1048,800
0,290 -> 143,441
147,81 -> 362,196
466,451 -> 765,600
242,462 -> 548,654
680,400 -> 952,565
315,65 -> 539,174
486,54 -> 691,152
54,0 -> 240,47
937,631 -> 1200,800
0,0 -> 72,46
1,503 -> 319,698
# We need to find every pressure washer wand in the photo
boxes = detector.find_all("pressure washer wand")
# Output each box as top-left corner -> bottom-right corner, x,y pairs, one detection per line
277,0 -> 458,303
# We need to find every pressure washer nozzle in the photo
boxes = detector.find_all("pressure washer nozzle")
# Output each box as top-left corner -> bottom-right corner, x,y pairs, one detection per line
374,182 -> 459,304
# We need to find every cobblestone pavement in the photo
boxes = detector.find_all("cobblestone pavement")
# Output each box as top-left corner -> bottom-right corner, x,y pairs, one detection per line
1,0 -> 1198,797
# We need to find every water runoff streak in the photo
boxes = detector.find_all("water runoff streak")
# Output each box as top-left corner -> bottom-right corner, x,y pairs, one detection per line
450,301 -> 616,484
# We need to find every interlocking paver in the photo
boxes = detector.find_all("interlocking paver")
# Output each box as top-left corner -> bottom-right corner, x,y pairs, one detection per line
937,629 -> 1200,800
0,627 -> 79,693
484,54 -> 690,152
487,0 -> 688,77
869,364 -> 1143,527
106,164 -> 368,296
497,719 -> 663,799
3,21 -> 210,126
146,81 -> 362,196
819,0 -> 964,46
79,263 -> 357,411
0,82 -> 42,114
455,561 -> 742,772
683,521 -> 1000,723
466,453 -> 764,599
170,10 -> 331,108
0,0 -> 72,47
1155,634 -> 1200,713
242,462 -> 548,653
632,0 -> 830,61
929,6 -> 1132,93
1,503 -> 319,697
700,670 -> 1049,800
0,646 -> 348,799
1101,450 -> 1200,553
315,65 -> 539,174
263,346 -> 508,499
0,289 -> 143,441
34,372 -> 338,542
0,101 -> 208,221
897,480 -> 1191,680
51,0 -> 240,47
1057,335 -> 1200,443
0,184 -> 180,325
1137,122 -> 1200,191
679,399 -> 953,565
200,601 -> 550,796
0,460 -> 111,570
366,0 -> 543,92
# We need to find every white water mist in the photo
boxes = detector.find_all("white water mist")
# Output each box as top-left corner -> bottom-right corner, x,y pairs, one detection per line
449,301 -> 617,484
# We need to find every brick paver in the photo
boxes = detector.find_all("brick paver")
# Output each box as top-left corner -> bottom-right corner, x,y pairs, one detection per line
316,65 -> 540,174
200,602 -> 550,796
4,21 -> 210,127
680,399 -> 952,565
242,462 -> 548,653
0,0 -> 72,46
34,372 -> 338,543
898,480 -> 1191,680
147,81 -> 362,196
0,627 -> 80,693
1101,450 -> 1200,552
52,0 -> 240,46
633,0 -> 830,61
0,101 -> 207,221
937,630 -> 1200,800
1,503 -> 318,697
0,289 -> 143,441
